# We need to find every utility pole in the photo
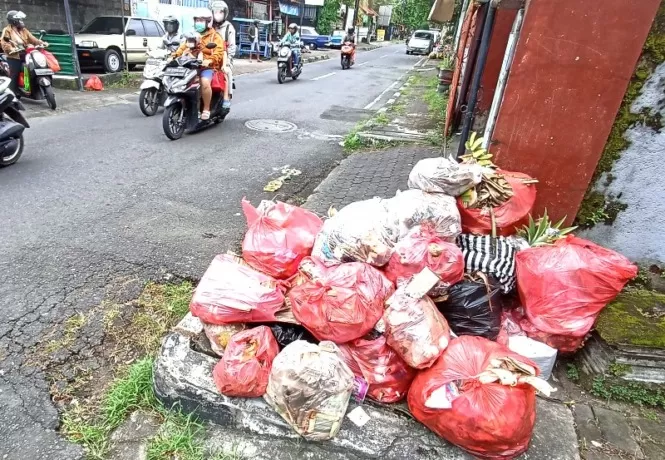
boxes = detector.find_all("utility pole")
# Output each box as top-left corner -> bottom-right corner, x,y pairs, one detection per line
62,0 -> 83,91
120,0 -> 129,71
352,0 -> 360,43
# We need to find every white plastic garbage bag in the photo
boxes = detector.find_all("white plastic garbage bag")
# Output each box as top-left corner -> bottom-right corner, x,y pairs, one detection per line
264,340 -> 355,441
202,322 -> 247,356
408,157 -> 483,196
508,335 -> 558,380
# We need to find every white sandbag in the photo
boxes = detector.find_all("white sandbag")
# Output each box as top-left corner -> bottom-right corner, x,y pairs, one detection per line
408,157 -> 483,196
508,335 -> 558,380
264,340 -> 354,441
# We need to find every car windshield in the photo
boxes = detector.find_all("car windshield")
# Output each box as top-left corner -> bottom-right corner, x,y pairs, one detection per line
413,32 -> 432,40
79,17 -> 126,34
332,31 -> 344,37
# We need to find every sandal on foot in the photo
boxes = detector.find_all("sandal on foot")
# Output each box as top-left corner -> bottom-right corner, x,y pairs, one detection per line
201,111 -> 210,120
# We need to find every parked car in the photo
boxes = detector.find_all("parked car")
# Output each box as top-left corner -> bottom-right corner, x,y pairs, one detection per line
330,30 -> 344,49
299,27 -> 330,50
406,30 -> 434,55
75,16 -> 166,73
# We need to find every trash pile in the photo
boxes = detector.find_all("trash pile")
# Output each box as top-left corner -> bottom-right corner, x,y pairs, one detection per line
190,140 -> 637,458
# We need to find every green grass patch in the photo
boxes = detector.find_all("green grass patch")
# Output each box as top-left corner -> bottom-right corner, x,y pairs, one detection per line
147,412 -> 205,460
591,376 -> 665,409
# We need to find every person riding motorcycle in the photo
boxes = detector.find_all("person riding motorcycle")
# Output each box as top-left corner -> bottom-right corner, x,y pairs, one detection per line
159,15 -> 183,53
280,23 -> 301,68
171,9 -> 226,119
210,0 -> 235,106
342,27 -> 356,64
1,11 -> 48,94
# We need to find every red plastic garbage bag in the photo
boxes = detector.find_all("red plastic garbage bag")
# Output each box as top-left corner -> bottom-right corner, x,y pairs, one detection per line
190,254 -> 286,325
457,170 -> 536,236
338,336 -> 416,403
85,75 -> 103,91
408,336 -> 539,459
383,288 -> 451,369
384,228 -> 464,297
242,199 -> 323,279
516,236 -> 637,351
213,326 -> 280,397
289,262 -> 394,343
42,50 -> 61,72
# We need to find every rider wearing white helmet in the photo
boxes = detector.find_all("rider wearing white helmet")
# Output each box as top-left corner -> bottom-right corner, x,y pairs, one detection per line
280,23 -> 301,67
210,0 -> 235,101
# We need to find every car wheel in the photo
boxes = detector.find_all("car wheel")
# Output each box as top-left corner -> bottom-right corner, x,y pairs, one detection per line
310,43 -> 317,51
104,49 -> 123,73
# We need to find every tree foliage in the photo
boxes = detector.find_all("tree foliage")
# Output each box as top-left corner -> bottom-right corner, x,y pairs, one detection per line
394,0 -> 435,31
317,0 -> 342,35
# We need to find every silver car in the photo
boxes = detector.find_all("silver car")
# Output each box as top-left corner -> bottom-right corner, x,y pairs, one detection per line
406,30 -> 434,55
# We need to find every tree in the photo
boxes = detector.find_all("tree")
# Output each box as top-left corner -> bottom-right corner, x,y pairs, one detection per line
394,0 -> 435,31
317,0 -> 342,35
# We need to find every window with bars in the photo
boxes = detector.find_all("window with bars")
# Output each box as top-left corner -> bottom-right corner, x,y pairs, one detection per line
158,0 -> 210,7
304,6 -> 317,20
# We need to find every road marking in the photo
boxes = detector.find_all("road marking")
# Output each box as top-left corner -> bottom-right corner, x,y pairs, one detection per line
364,81 -> 398,110
358,61 -> 369,66
311,72 -> 336,81
380,54 -> 390,58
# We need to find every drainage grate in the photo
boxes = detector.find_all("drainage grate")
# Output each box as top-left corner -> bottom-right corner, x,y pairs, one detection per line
245,119 -> 297,133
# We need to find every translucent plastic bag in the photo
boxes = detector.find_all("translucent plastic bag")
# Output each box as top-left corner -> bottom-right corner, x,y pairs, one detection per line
265,341 -> 354,441
289,262 -> 394,343
42,50 -> 61,72
408,157 -> 483,196
383,288 -> 451,369
213,326 -> 280,397
312,198 -> 397,266
516,236 -> 636,349
189,254 -> 285,325
242,199 -> 323,279
384,227 -> 464,297
386,189 -> 462,242
457,170 -> 536,236
338,336 -> 416,403
203,322 -> 247,356
408,336 -> 544,459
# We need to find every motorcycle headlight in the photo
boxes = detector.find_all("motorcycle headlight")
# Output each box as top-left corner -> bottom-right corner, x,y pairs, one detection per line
32,51 -> 47,68
279,47 -> 289,57
143,65 -> 161,79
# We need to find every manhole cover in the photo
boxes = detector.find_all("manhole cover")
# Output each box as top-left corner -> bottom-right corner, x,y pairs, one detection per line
245,119 -> 297,133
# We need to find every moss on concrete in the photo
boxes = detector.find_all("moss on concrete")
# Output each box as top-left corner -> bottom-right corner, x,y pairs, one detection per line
596,289 -> 665,348
576,3 -> 665,227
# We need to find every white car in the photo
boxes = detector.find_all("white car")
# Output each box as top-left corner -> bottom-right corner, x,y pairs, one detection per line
76,16 -> 166,73
406,30 -> 435,55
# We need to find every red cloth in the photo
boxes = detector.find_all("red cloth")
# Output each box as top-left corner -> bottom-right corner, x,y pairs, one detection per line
338,336 -> 415,403
242,199 -> 323,279
408,336 -> 538,459
189,254 -> 285,324
213,326 -> 280,397
384,228 -> 464,294
516,236 -> 636,351
289,262 -> 394,343
457,170 -> 536,236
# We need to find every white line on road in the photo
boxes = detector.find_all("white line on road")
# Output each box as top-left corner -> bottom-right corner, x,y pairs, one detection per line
358,61 -> 369,66
364,81 -> 398,110
311,72 -> 336,81
380,54 -> 390,58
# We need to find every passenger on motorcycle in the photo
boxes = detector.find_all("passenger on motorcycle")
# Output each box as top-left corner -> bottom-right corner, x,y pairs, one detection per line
172,9 -> 226,120
210,0 -> 235,107
280,23 -> 301,68
160,16 -> 183,53
1,11 -> 48,94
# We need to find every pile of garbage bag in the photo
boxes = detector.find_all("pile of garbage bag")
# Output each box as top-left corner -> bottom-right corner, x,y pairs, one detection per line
187,143 -> 637,458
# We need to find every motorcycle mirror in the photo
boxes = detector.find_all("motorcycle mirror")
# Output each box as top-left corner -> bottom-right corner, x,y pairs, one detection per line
39,30 -> 46,36
206,42 -> 217,49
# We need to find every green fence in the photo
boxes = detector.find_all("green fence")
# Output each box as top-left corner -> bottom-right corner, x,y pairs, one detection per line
42,33 -> 78,76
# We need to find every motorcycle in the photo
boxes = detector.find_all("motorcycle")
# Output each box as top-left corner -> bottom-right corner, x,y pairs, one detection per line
341,42 -> 355,70
1,36 -> 56,110
139,48 -> 169,117
277,43 -> 302,84
161,44 -> 229,141
0,76 -> 29,167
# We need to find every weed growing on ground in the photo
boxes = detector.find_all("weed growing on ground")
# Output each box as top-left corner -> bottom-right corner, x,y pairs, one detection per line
567,363 -> 580,382
147,412 -> 204,460
591,376 -> 665,409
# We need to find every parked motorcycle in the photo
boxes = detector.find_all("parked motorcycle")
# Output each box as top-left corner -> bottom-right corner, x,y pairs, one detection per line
161,44 -> 229,141
0,76 -> 29,167
139,48 -> 169,117
341,41 -> 355,70
277,43 -> 302,84
1,36 -> 56,110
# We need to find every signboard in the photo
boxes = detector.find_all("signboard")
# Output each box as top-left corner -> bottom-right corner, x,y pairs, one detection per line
378,5 -> 392,27
305,0 -> 325,6
279,2 -> 300,16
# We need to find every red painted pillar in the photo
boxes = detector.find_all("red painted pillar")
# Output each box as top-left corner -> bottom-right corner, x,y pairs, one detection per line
489,0 -> 660,224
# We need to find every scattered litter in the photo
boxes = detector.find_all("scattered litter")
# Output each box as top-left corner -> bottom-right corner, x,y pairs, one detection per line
347,406 -> 371,427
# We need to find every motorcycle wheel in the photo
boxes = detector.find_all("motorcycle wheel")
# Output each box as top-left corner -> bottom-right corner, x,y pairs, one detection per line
292,65 -> 300,80
139,88 -> 159,117
0,134 -> 24,167
277,67 -> 286,84
342,58 -> 348,70
163,103 -> 186,141
44,86 -> 56,110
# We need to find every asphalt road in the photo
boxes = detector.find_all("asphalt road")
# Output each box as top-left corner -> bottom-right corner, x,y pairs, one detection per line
0,43 -> 420,459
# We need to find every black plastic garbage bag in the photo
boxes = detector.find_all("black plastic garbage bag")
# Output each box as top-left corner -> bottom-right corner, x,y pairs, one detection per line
269,323 -> 317,349
436,276 -> 502,340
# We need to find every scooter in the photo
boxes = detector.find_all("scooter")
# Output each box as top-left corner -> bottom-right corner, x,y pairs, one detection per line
1,36 -> 56,110
0,76 -> 29,167
139,48 -> 169,117
341,41 -> 355,70
277,43 -> 302,84
161,44 -> 229,141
